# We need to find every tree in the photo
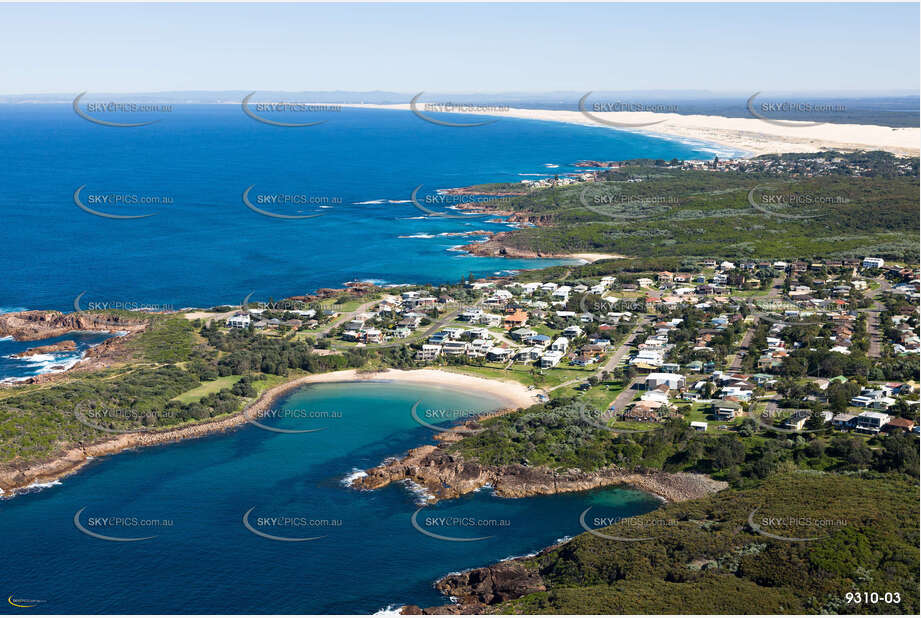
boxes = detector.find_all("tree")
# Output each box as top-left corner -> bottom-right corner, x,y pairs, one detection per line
805,410 -> 827,431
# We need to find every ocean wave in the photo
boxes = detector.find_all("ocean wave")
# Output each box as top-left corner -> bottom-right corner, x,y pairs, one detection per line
2,479 -> 64,499
398,233 -> 436,239
0,335 -> 13,342
4,350 -> 84,378
399,479 -> 434,505
354,199 -> 412,205
373,604 -> 405,615
340,467 -> 368,487
0,307 -> 27,314
353,278 -> 389,286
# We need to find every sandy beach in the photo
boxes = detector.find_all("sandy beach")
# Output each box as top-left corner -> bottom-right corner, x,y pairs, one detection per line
567,252 -> 625,263
344,103 -> 920,157
0,368 -> 539,497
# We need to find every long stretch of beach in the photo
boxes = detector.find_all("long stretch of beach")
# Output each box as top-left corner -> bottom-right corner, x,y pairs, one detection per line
0,368 -> 539,497
345,103 -> 920,157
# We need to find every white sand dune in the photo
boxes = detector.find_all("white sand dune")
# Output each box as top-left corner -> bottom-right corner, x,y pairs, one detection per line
344,103 -> 919,157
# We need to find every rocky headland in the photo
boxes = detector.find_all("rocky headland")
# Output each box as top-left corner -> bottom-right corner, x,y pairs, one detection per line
12,340 -> 77,357
0,310 -> 147,341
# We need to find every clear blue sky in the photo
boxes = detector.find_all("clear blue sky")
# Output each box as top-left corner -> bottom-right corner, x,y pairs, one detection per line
1,2 -> 917,94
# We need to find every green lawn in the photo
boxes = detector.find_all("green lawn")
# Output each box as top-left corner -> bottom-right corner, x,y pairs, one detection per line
439,363 -> 597,389
170,375 -> 243,404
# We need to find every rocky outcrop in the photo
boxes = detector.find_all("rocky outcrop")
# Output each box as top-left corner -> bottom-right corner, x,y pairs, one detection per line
458,234 -> 541,259
400,560 -> 546,614
353,444 -> 727,504
0,311 -> 147,341
12,340 -> 77,357
442,186 -> 527,196
437,561 -> 546,605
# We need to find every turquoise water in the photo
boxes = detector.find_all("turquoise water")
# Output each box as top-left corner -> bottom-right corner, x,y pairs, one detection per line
0,381 -> 662,613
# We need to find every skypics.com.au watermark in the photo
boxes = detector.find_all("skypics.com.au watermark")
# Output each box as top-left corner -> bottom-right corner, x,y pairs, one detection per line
73,507 -> 173,542
579,507 -> 679,542
748,507 -> 848,542
241,92 -> 340,127
747,92 -> 847,127
410,401 -> 483,435
409,184 -> 518,218
241,407 -> 342,434
578,294 -> 646,322
411,506 -> 510,542
74,401 -> 182,434
73,185 -> 172,219
73,92 -> 172,127
410,92 -> 507,127
242,507 -> 341,542
578,92 -> 677,128
579,186 -> 680,220
747,184 -> 847,220
73,291 -> 175,314
242,185 -> 339,219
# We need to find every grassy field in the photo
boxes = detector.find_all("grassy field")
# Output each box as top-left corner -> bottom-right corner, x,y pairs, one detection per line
170,375 -> 243,404
439,363 -> 598,389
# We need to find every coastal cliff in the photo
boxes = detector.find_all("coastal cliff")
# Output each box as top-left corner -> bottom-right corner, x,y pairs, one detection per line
0,310 -> 147,341
402,560 -> 548,615
353,443 -> 727,504
356,421 -> 728,615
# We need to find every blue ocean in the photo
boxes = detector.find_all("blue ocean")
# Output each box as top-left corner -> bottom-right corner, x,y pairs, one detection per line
1,381 -> 663,614
0,104 -> 729,313
1,105 -> 717,613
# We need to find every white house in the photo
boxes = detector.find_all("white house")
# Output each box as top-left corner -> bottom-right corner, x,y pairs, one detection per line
550,337 -> 569,353
563,325 -> 583,338
416,344 -> 442,361
645,372 -> 686,390
855,411 -> 891,434
862,257 -> 885,269
540,351 -> 564,368
486,347 -> 513,362
227,314 -> 251,329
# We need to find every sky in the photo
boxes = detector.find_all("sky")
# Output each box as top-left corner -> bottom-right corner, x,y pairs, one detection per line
0,2 -> 918,94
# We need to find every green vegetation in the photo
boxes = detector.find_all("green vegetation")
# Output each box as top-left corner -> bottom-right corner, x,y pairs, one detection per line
450,399 -> 919,483
478,154 -> 918,263
502,474 -> 918,614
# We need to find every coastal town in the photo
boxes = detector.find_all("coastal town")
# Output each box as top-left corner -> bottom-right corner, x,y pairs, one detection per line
212,253 -> 920,439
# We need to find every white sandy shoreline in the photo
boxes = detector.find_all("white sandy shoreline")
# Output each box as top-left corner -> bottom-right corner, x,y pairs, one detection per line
288,368 -> 541,410
342,102 -> 919,158
0,368 -> 539,497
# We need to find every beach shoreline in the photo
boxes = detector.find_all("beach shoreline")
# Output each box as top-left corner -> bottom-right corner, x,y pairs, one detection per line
342,103 -> 920,157
0,369 -> 539,498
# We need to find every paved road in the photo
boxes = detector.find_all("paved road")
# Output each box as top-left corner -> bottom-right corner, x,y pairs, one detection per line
726,327 -> 755,373
548,315 -> 648,393
314,297 -> 381,339
864,279 -> 890,358
767,274 -> 786,299
608,376 -> 642,414
326,297 -> 483,351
